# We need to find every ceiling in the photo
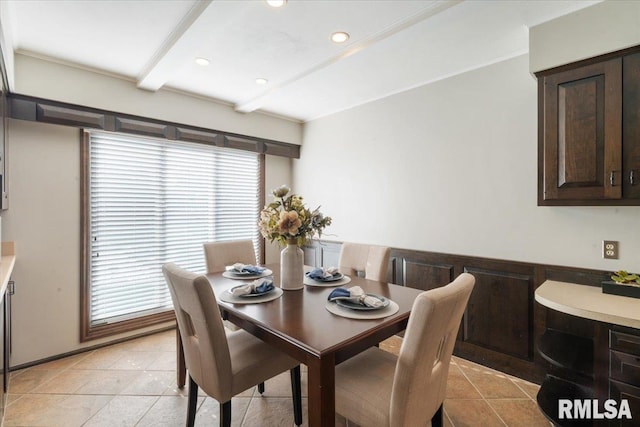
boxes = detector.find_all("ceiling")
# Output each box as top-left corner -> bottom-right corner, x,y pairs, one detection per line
3,0 -> 600,123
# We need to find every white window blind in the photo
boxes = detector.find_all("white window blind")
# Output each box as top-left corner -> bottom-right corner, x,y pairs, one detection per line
89,131 -> 260,325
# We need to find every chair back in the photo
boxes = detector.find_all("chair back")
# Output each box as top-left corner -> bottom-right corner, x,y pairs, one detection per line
390,273 -> 475,427
162,262 -> 232,399
203,240 -> 256,274
338,242 -> 390,282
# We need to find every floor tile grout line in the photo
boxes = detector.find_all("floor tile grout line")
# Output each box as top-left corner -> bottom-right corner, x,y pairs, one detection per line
131,394 -> 163,427
454,363 -> 509,426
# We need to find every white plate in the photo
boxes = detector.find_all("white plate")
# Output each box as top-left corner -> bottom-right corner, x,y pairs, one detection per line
222,269 -> 273,280
305,272 -> 344,282
230,284 -> 275,298
304,275 -> 351,287
334,294 -> 390,311
219,287 -> 283,304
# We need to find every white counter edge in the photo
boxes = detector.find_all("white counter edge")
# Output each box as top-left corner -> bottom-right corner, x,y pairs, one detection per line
535,280 -> 640,330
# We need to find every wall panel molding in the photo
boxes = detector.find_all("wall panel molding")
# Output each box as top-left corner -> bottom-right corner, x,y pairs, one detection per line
307,239 -> 612,384
8,93 -> 300,158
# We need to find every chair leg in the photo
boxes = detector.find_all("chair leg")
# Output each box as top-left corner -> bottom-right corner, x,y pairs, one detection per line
431,403 -> 443,427
187,375 -> 198,427
258,381 -> 265,394
220,400 -> 231,427
290,365 -> 302,426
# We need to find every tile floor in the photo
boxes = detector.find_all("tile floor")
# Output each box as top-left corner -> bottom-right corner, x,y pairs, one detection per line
3,330 -> 551,426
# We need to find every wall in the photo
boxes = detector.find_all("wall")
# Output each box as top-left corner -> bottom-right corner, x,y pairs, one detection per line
3,118 -> 292,366
264,156 -> 292,264
296,53 -> 640,272
2,55 -> 300,366
529,0 -> 640,73
14,54 -> 302,145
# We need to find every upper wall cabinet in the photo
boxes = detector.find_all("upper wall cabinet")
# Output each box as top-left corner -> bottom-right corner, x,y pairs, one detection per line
538,48 -> 640,206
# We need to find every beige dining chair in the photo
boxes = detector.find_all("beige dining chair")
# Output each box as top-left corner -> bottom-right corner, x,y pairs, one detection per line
334,272 -> 475,427
203,239 -> 256,274
202,239 -> 267,391
338,242 -> 391,282
163,263 -> 302,427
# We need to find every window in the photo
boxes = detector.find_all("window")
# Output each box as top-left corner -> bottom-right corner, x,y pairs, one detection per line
81,131 -> 262,340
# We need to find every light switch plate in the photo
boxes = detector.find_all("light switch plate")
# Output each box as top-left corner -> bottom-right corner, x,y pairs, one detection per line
603,240 -> 619,259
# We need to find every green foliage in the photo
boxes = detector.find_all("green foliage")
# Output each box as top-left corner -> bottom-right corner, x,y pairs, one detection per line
611,270 -> 640,286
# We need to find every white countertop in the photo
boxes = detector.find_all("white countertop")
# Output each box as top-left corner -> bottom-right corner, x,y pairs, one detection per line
535,280 -> 640,330
0,241 -> 15,297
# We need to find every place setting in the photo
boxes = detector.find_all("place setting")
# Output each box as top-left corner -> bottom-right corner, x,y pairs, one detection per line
218,277 -> 283,304
222,262 -> 273,280
304,266 -> 351,287
325,285 -> 399,319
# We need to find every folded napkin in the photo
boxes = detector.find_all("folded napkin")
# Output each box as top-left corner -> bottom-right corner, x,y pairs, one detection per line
231,263 -> 265,274
327,286 -> 384,308
231,278 -> 274,296
307,266 -> 340,280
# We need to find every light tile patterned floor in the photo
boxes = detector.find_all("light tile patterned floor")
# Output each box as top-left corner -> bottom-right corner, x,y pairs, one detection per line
4,330 -> 551,426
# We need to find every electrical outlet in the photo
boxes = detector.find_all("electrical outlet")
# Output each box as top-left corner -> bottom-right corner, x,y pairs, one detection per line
603,240 -> 619,259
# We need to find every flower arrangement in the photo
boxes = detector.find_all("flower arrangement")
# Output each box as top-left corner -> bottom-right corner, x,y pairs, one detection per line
259,185 -> 332,247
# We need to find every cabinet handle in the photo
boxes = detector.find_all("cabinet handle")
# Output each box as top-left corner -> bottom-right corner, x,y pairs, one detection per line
8,280 -> 15,296
631,169 -> 637,186
610,171 -> 618,186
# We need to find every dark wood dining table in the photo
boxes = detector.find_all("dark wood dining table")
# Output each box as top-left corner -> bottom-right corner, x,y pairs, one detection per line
176,263 -> 422,427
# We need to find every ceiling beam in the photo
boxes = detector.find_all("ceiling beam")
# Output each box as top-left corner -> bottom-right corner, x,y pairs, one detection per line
137,0 -> 214,91
234,0 -> 462,114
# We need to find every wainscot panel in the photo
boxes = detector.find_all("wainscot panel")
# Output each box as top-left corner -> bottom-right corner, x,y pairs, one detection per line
305,239 -> 614,384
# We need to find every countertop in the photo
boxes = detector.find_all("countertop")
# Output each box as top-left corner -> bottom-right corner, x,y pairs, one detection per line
535,280 -> 640,330
0,242 -> 15,297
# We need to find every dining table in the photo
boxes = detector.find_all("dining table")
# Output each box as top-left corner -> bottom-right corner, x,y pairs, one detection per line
175,263 -> 423,427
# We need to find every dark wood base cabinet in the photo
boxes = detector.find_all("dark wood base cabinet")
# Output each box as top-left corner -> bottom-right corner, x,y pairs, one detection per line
0,285 -> 11,423
535,315 -> 640,427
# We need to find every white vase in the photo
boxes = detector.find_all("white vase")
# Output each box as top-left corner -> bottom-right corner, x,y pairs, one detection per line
280,239 -> 304,291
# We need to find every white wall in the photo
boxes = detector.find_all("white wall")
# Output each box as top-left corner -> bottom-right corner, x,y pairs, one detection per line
296,54 -> 640,272
530,0 -> 640,73
264,155 -> 292,263
2,55 -> 301,365
3,119 -> 294,366
14,54 -> 302,145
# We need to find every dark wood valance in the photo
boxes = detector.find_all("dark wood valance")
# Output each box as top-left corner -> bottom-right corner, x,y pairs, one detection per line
8,93 -> 300,158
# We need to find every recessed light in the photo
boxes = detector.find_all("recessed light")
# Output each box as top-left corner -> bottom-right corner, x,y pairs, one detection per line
266,0 -> 286,7
255,78 -> 268,85
195,57 -> 210,66
331,31 -> 350,43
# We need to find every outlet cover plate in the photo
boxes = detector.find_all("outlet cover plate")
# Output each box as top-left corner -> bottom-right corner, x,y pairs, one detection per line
603,240 -> 619,259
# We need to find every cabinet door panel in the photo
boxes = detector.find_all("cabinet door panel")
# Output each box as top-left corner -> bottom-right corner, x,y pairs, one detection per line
558,76 -> 601,187
610,350 -> 640,385
402,259 -> 453,291
609,379 -> 640,427
463,267 -> 531,359
623,52 -> 640,199
543,58 -> 622,201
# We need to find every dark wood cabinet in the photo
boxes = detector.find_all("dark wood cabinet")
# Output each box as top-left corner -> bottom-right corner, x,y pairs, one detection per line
608,328 -> 640,426
538,47 -> 640,205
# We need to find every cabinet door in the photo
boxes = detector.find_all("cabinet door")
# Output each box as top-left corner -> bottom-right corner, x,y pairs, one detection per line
623,53 -> 640,199
609,379 -> 640,427
542,58 -> 622,201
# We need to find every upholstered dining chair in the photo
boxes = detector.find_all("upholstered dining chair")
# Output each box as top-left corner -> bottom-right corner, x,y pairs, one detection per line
338,242 -> 391,282
202,239 -> 268,391
203,239 -> 256,274
334,273 -> 475,427
163,263 -> 302,427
